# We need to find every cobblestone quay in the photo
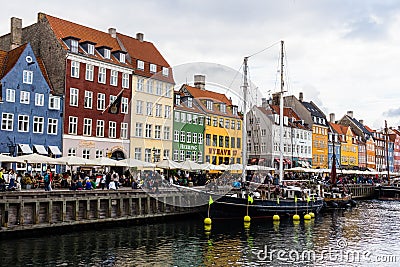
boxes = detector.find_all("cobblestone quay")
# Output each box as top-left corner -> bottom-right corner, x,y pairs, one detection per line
0,189 -> 203,235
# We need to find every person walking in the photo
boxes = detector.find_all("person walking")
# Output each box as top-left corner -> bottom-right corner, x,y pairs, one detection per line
43,169 -> 51,191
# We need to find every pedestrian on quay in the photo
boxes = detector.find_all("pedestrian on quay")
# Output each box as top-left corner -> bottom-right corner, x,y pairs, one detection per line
100,173 -> 106,190
43,169 -> 51,191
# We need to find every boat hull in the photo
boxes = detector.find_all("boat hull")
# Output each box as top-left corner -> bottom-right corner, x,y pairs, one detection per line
209,195 -> 324,219
375,186 -> 400,200
323,195 -> 355,209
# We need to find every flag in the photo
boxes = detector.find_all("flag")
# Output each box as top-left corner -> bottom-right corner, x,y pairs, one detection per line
277,197 -> 280,205
248,195 -> 253,204
209,195 -> 214,205
294,195 -> 298,203
103,89 -> 124,114
307,195 -> 310,203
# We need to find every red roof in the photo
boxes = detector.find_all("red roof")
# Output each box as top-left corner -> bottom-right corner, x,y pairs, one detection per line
182,84 -> 232,106
0,44 -> 27,79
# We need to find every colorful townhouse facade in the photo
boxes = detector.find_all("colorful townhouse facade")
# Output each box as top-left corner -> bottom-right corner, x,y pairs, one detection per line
0,42 -> 63,172
172,90 -> 205,162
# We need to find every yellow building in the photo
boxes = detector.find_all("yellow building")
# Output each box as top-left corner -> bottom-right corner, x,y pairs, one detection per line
180,75 -> 242,165
312,124 -> 329,168
331,123 -> 359,169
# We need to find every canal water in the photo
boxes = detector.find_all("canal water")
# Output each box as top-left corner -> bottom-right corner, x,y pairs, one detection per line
1,200 -> 400,266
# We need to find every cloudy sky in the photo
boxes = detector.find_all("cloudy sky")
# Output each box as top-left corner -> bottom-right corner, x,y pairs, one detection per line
2,0 -> 400,129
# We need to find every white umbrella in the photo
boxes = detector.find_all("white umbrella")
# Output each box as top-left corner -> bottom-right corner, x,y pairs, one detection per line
225,163 -> 243,171
200,163 -> 227,171
16,153 -> 61,164
0,154 -> 25,163
94,157 -> 126,167
246,165 -> 275,171
56,155 -> 99,166
180,160 -> 203,171
156,159 -> 181,169
120,158 -> 155,168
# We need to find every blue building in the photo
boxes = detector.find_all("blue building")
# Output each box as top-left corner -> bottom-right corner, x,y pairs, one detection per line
0,43 -> 63,173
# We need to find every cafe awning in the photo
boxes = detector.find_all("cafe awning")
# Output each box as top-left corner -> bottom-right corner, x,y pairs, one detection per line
33,144 -> 48,155
18,144 -> 33,154
48,145 -> 62,156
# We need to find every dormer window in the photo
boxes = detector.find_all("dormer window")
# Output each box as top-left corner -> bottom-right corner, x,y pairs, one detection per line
150,64 -> 157,73
232,106 -> 238,116
71,39 -> 79,53
220,103 -> 226,113
104,49 -> 110,59
162,67 -> 169,76
87,44 -> 94,55
112,51 -> 127,63
120,53 -> 125,63
137,60 -> 144,70
97,46 -> 112,59
175,95 -> 180,106
187,97 -> 193,108
206,100 -> 213,110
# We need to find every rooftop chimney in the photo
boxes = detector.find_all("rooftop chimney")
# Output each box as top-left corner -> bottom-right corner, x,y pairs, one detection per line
329,113 -> 335,123
194,75 -> 206,90
10,17 -> 22,50
136,33 -> 144,42
359,119 -> 364,125
299,92 -> 303,102
108,28 -> 116,38
347,111 -> 353,118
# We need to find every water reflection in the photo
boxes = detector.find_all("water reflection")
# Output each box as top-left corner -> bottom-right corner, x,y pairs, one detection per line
1,200 -> 400,266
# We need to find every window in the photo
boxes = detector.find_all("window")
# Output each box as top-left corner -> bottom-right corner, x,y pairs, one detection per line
163,149 -> 170,160
164,126 -> 170,140
181,112 -> 186,123
145,149 -> 152,162
33,116 -> 44,133
213,135 -> 217,146
95,149 -> 103,158
164,105 -> 171,118
213,118 -> 217,127
68,116 -> 78,134
104,49 -> 110,59
83,118 -> 92,136
219,118 -> 224,128
206,117 -> 211,126
237,137 -> 241,148
198,133 -> 203,144
49,96 -> 61,110
1,113 -> 13,131
225,119 -> 230,128
175,95 -> 181,106
225,136 -> 229,148
96,120 -> 104,137
134,148 -> 142,160
87,44 -> 94,55
174,130 -> 179,142
187,97 -> 193,108
122,73 -> 129,88
98,67 -> 106,84
97,93 -> 105,110
237,121 -> 241,130
136,100 -> 143,114
162,67 -> 169,76
137,78 -> 144,91
23,70 -> 33,84
206,100 -> 213,110
232,106 -> 238,116
121,123 -> 128,139
6,89 -> 15,102
206,134 -> 211,146
82,149 -> 90,159
137,60 -> 144,70
47,118 -> 58,135
155,104 -> 162,117
155,125 -> 161,139
145,124 -> 152,138
198,151 -> 203,163
150,64 -> 157,73
70,88 -> 79,106
84,91 -> 93,109
70,39 -> 79,53
231,137 -> 235,148
120,53 -> 126,63
175,111 -> 180,122
147,79 -> 153,94
156,81 -> 163,95
180,150 -> 185,161
121,97 -> 128,114
135,122 -> 143,137
85,64 -> 94,81
146,102 -> 153,116
20,91 -> 30,104
110,70 -> 118,86
109,121 -> 116,138
166,85 -> 172,97
71,61 -> 80,78
18,115 -> 29,132
180,131 -> 185,142
193,133 -> 198,144
68,148 -> 76,156
220,103 -> 226,113
187,113 -> 192,123
187,132 -> 192,143
173,150 -> 179,161
35,93 -> 44,106
219,136 -> 223,147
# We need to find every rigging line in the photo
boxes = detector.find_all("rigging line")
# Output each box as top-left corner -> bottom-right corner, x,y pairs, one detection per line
247,41 -> 281,58
283,45 -> 292,96
228,62 -> 244,90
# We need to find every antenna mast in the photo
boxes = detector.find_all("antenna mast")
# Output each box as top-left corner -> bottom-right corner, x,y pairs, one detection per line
279,40 -> 284,184
241,57 -> 249,182
385,120 -> 390,185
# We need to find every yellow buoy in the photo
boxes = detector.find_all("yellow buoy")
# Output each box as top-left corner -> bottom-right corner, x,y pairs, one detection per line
293,214 -> 300,221
244,215 -> 251,222
308,212 -> 315,218
304,214 -> 311,220
273,214 -> 280,221
244,222 -> 251,229
204,224 -> 212,232
204,217 -> 212,225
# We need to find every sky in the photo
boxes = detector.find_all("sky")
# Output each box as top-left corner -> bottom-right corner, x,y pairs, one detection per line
1,0 -> 400,129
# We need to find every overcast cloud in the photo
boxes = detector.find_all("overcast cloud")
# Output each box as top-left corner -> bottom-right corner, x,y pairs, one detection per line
2,0 -> 400,129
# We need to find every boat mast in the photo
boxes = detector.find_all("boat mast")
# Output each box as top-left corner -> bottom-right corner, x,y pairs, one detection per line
279,40 -> 284,184
385,120 -> 390,185
242,57 -> 249,183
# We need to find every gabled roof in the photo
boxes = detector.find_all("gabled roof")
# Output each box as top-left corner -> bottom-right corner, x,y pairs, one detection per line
181,84 -> 232,106
329,122 -> 356,143
0,43 -> 27,79
347,115 -> 372,136
174,91 -> 206,115
301,100 -> 327,126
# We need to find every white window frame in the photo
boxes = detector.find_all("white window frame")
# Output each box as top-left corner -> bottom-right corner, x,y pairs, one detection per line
155,104 -> 162,117
135,122 -> 143,137
145,124 -> 152,138
104,49 -> 110,59
98,67 -> 106,84
120,122 -> 128,139
120,53 -> 126,63
6,89 -> 15,102
137,60 -> 144,70
68,148 -> 76,157
156,81 -> 163,95
18,114 -> 29,132
162,67 -> 169,77
147,79 -> 153,94
35,93 -> 44,106
206,100 -> 213,110
110,70 -> 118,86
70,88 -> 79,107
70,39 -> 79,53
68,116 -> 78,135
97,93 -> 105,110
137,78 -> 144,91
20,91 -> 30,104
49,96 -> 61,110
134,148 -> 142,160
95,149 -> 103,158
121,97 -> 128,114
71,61 -> 80,78
174,130 -> 179,142
146,102 -> 153,116
33,116 -> 44,134
82,149 -> 90,159
109,121 -> 117,138
164,126 -> 170,140
136,100 -> 143,114
96,120 -> 104,137
23,70 -> 33,84
87,44 -> 95,55
1,113 -> 14,131
83,118 -> 92,136
85,64 -> 94,81
150,64 -> 157,73
122,73 -> 129,88
164,105 -> 171,119
155,125 -> 161,139
84,91 -> 93,109
47,118 -> 58,135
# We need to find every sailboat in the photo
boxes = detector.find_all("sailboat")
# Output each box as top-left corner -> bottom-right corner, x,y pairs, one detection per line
209,41 -> 324,219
